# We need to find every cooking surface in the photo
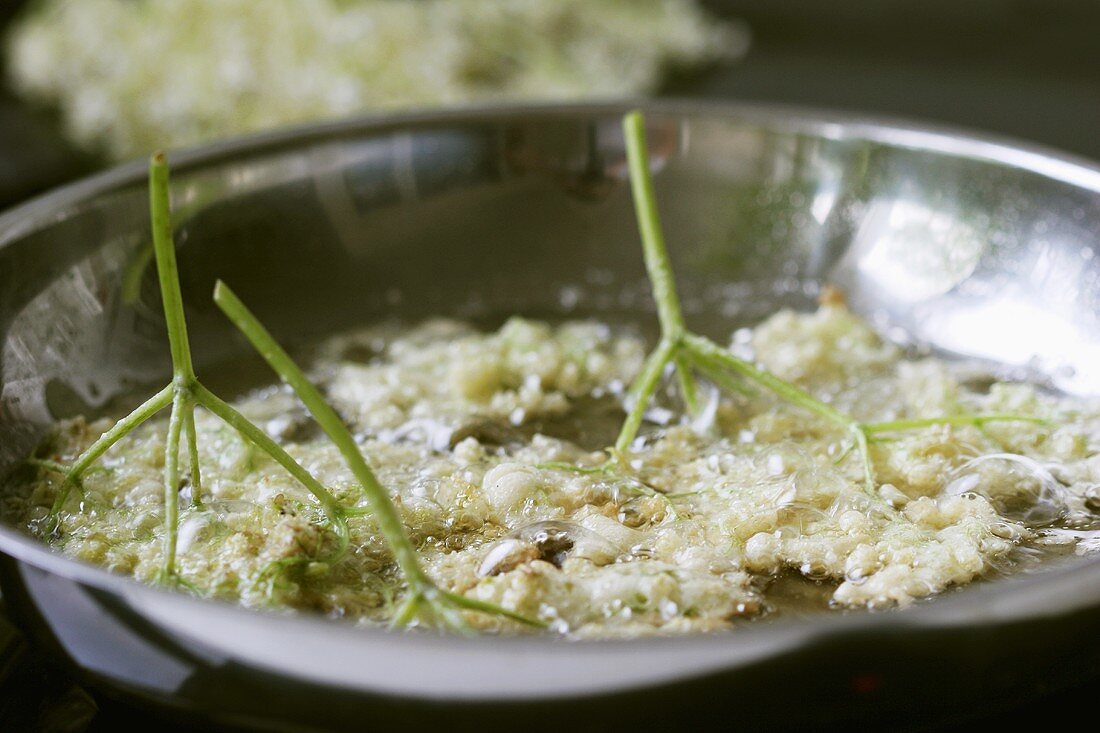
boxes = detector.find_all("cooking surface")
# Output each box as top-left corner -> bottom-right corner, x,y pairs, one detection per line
2,2 -> 1100,730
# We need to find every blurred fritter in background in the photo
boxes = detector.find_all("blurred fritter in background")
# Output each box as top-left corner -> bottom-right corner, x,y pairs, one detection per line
2,1 -> 1100,210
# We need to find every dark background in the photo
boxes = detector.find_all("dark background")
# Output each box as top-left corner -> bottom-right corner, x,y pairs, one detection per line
1,1 -> 1098,730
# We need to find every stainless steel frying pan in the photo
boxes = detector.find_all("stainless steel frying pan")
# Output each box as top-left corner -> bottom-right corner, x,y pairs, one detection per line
2,101 -> 1099,730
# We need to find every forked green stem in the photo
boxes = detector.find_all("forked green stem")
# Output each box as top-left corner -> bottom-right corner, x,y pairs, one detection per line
38,156 -> 354,583
33,152 -> 541,630
569,110 -> 1050,505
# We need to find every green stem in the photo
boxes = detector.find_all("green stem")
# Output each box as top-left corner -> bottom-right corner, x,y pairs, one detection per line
43,384 -> 174,519
26,458 -> 69,474
161,390 -> 186,577
535,461 -> 610,475
623,110 -> 685,340
391,593 -> 422,628
683,334 -> 854,430
192,383 -> 344,524
673,352 -> 700,415
537,460 -> 680,521
687,350 -> 755,397
440,590 -> 545,628
851,425 -> 876,496
183,404 -> 203,508
212,281 -> 429,589
149,153 -> 195,383
863,414 -> 1048,434
832,441 -> 855,466
43,475 -> 81,526
615,338 -> 677,455
69,384 -> 175,478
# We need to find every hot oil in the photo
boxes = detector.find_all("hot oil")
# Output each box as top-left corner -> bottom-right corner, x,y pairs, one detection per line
758,572 -> 838,620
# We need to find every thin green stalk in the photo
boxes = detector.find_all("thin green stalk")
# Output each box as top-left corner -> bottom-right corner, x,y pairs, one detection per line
615,338 -> 677,455
26,458 -> 69,475
535,461 -> 609,475
150,153 -> 195,383
850,425 -> 875,496
183,404 -> 203,508
191,383 -> 345,524
43,474 -> 81,529
682,334 -> 854,429
536,461 -> 680,521
43,384 -> 173,519
673,352 -> 700,415
161,390 -> 186,578
687,350 -> 755,398
391,592 -> 426,629
69,384 -> 175,477
623,110 -> 685,340
440,589 -> 546,627
863,414 -> 1049,434
832,441 -> 855,466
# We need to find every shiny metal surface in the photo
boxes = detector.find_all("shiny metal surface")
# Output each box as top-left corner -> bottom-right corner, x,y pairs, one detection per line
1,101 -> 1099,729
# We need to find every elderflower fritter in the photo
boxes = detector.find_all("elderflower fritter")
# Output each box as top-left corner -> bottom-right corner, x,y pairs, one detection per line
5,0 -> 746,159
323,318 -> 646,438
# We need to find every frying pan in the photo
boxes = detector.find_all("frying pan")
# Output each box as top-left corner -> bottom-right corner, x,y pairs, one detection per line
1,101 -> 1099,730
